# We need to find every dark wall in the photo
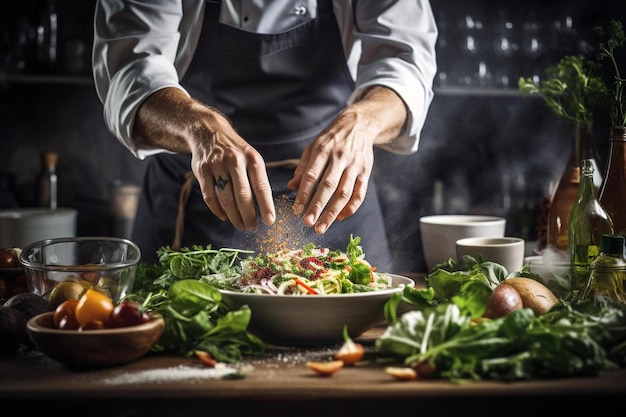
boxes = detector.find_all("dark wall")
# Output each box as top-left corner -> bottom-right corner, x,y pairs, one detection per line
1,0 -> 624,273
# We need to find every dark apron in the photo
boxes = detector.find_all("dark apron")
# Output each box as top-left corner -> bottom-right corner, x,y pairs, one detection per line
132,0 -> 392,271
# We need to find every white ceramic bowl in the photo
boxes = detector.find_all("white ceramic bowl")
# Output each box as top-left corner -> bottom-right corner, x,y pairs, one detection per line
456,236 -> 525,274
219,274 -> 415,346
19,236 -> 141,304
0,208 -> 77,248
420,215 -> 506,271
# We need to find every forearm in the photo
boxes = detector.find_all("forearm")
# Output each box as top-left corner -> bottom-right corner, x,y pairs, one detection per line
346,86 -> 408,147
132,87 -> 232,154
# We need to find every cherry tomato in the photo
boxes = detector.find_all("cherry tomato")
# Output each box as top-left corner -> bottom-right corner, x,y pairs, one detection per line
75,289 -> 114,328
110,301 -> 151,328
79,320 -> 106,331
0,249 -> 17,268
58,314 -> 80,330
53,299 -> 79,327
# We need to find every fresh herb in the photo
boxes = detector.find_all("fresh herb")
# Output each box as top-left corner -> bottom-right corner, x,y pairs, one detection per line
125,245 -> 264,362
384,256 -> 507,323
596,20 -> 626,127
377,300 -> 625,382
518,55 -> 607,127
378,258 -> 626,382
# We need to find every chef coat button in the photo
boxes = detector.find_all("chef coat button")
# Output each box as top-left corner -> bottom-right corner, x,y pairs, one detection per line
294,5 -> 307,16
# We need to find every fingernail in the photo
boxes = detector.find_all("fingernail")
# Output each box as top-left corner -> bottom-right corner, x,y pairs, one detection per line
293,203 -> 304,216
304,214 -> 315,226
316,223 -> 327,234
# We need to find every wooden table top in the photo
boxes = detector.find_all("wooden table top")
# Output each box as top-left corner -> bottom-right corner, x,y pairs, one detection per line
2,323 -> 625,417
2,273 -> 624,416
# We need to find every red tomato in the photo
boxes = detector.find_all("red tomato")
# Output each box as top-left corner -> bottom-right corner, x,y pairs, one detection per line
0,249 -> 17,268
58,314 -> 80,330
75,289 -> 114,327
79,320 -> 106,331
110,301 -> 151,328
53,299 -> 79,327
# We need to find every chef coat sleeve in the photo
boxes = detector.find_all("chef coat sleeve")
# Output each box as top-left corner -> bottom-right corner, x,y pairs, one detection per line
335,0 -> 438,155
92,0 -> 202,159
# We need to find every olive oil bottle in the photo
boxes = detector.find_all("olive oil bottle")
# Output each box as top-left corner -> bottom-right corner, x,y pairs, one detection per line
567,159 -> 614,298
581,233 -> 626,305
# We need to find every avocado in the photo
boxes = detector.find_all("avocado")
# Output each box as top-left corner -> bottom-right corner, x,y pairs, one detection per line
3,293 -> 52,320
0,306 -> 28,353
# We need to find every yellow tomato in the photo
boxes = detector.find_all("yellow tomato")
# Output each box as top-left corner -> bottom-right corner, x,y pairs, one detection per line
75,289 -> 114,327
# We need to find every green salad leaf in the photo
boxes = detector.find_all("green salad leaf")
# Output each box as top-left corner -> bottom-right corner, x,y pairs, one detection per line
125,246 -> 264,362
378,257 -> 626,382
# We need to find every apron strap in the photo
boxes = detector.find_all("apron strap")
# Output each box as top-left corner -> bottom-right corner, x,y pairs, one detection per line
173,171 -> 196,250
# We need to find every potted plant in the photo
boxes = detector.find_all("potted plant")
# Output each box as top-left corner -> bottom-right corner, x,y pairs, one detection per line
518,55 -> 607,252
597,20 -> 626,129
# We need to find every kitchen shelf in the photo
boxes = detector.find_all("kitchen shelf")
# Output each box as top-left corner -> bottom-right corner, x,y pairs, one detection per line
0,72 -> 93,86
434,86 -> 522,97
2,73 -> 525,97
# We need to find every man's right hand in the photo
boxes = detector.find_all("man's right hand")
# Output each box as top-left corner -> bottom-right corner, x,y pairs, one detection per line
133,87 -> 276,231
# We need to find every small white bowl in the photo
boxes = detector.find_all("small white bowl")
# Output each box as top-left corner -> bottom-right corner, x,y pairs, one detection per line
456,236 -> 525,274
420,215 -> 506,271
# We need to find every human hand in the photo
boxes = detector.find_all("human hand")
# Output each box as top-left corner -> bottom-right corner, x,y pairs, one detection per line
287,109 -> 376,234
133,88 -> 275,231
287,86 -> 407,234
189,120 -> 276,231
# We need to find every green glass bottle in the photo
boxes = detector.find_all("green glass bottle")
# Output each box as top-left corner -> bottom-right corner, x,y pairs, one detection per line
567,159 -> 614,298
580,233 -> 626,305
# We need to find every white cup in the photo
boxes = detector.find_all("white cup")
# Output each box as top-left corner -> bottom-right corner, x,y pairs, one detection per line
456,236 -> 526,274
420,215 -> 506,271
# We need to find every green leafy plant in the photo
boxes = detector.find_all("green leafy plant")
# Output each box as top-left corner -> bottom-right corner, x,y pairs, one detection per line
596,20 -> 626,127
378,257 -> 626,382
518,55 -> 608,128
125,245 -> 264,362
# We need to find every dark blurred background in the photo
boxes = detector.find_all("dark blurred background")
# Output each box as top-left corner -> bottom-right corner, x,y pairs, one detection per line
1,0 -> 625,272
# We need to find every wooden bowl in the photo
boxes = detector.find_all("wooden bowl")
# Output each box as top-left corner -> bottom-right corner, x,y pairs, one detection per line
26,312 -> 164,368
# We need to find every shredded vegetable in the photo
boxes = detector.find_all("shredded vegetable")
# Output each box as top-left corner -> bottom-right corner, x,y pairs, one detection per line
203,235 -> 392,295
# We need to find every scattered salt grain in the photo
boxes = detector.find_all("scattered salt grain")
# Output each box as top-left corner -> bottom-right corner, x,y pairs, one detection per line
101,363 -> 252,385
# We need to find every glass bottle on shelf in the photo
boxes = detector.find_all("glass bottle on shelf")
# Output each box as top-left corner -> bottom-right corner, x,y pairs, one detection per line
567,159 -> 614,298
38,151 -> 58,210
598,126 -> 626,236
35,0 -> 58,73
580,233 -> 626,305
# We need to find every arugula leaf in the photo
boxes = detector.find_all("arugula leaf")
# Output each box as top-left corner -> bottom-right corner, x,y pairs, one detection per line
125,247 -> 264,363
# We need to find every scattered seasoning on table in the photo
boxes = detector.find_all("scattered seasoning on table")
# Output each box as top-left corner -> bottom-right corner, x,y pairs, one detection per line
100,364 -> 251,385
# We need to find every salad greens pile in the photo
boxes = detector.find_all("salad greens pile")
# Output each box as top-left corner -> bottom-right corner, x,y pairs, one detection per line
377,256 -> 626,382
124,236 -> 383,361
126,245 -> 265,363
204,235 -> 388,294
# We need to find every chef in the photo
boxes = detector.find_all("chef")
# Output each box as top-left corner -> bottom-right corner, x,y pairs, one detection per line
92,0 -> 438,269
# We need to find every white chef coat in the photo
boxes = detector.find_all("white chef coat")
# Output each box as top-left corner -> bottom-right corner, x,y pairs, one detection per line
92,0 -> 438,159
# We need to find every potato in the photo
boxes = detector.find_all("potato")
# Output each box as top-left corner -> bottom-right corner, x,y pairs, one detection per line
484,283 -> 523,318
504,277 -> 558,316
